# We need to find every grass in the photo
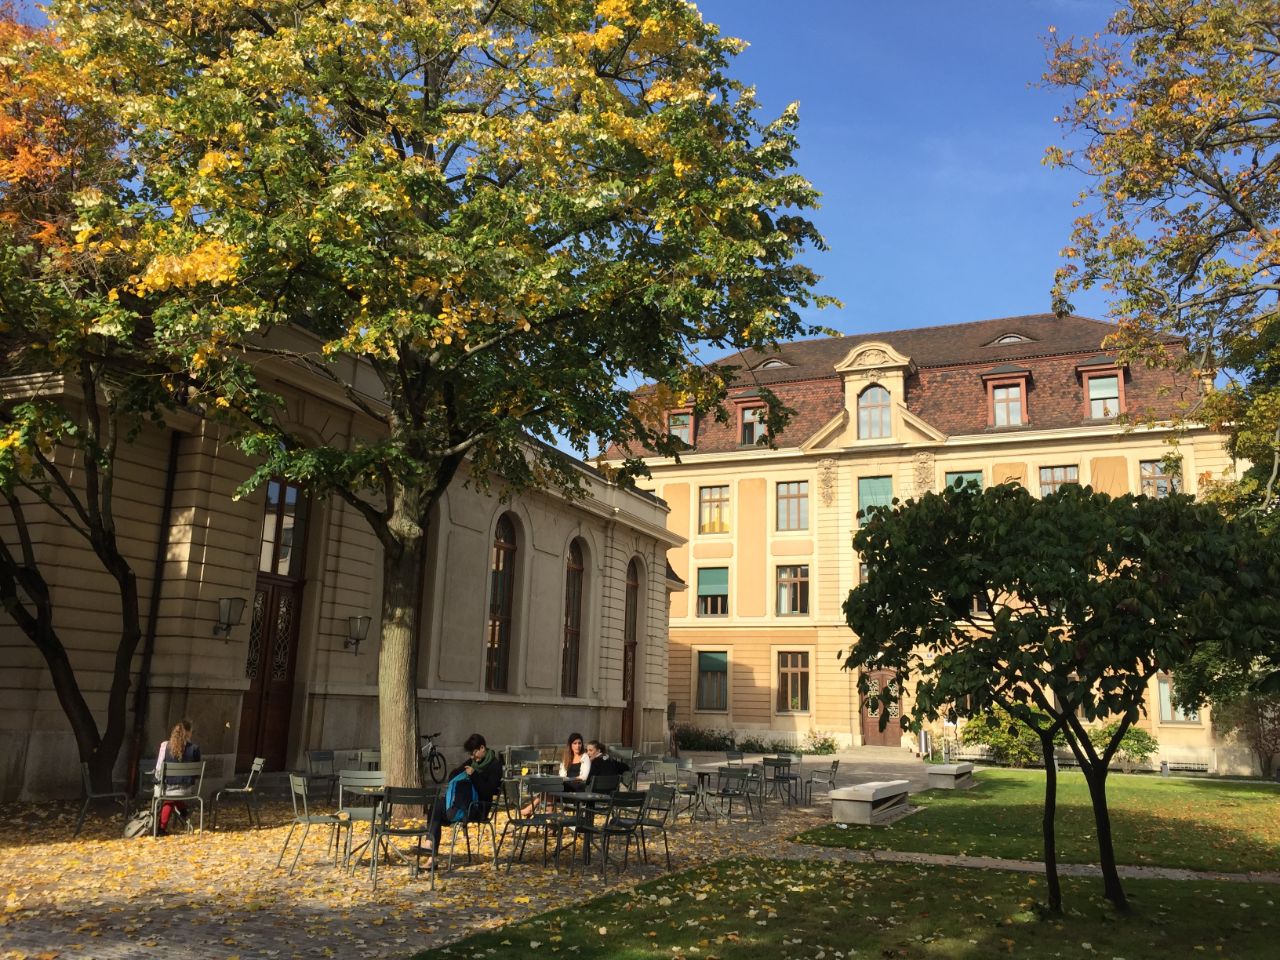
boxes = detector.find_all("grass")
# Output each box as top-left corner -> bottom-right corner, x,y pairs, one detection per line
411,856 -> 1277,959
799,769 -> 1280,873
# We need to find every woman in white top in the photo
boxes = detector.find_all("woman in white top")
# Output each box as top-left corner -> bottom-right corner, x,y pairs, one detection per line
558,732 -> 590,787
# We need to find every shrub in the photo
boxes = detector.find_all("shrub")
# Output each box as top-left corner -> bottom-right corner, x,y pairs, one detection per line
960,707 -> 1060,767
672,724 -> 735,752
804,729 -> 839,755
1089,722 -> 1159,772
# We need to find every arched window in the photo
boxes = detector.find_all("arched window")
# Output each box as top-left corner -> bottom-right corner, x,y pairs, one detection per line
624,559 -> 640,648
857,385 -> 891,439
561,539 -> 585,697
622,559 -> 642,746
485,514 -> 517,692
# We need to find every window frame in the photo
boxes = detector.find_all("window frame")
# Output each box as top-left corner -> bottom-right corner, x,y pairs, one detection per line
775,650 -> 811,714
695,649 -> 729,712
696,566 -> 729,617
739,404 -> 766,446
1157,674 -> 1200,724
1140,459 -> 1181,498
775,564 -> 810,617
857,475 -> 894,525
1083,370 -> 1124,420
776,480 -> 810,532
988,378 -> 1027,427
857,384 -> 892,439
944,470 -> 983,490
485,514 -> 518,693
698,484 -> 730,535
667,410 -> 693,447
1039,465 -> 1079,497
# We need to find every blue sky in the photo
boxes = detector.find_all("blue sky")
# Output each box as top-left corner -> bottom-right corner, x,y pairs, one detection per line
698,0 -> 1118,336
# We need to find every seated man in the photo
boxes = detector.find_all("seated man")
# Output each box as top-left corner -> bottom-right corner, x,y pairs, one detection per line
426,733 -> 503,864
583,740 -> 630,785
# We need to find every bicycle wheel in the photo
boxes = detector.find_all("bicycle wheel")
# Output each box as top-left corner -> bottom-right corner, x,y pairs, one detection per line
428,751 -> 446,783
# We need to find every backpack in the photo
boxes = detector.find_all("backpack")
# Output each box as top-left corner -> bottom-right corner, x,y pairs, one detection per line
123,809 -> 154,839
443,770 -> 477,823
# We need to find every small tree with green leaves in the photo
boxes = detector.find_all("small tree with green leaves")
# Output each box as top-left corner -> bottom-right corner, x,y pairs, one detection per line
845,480 -> 1279,913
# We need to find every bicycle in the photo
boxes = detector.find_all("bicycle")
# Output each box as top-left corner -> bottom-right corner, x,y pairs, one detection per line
420,731 -> 447,784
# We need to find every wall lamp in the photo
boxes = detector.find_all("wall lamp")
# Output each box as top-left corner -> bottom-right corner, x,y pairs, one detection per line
213,596 -> 247,637
344,615 -> 371,654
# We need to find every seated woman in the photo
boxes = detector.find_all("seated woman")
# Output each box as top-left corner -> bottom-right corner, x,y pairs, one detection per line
425,733 -> 503,865
154,719 -> 201,835
558,732 -> 590,792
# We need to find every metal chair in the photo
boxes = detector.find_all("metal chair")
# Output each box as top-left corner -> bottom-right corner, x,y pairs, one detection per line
74,761 -> 131,837
711,766 -> 756,821
445,784 -> 500,870
306,749 -> 338,803
498,778 -> 562,871
150,760 -> 206,835
278,773 -> 348,875
725,750 -> 745,766
369,785 -> 440,891
212,757 -> 265,830
617,784 -> 676,869
805,759 -> 840,803
356,749 -> 381,771
338,769 -> 385,868
507,747 -> 541,771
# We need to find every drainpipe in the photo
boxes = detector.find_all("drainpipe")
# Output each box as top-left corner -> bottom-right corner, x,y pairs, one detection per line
126,429 -> 182,793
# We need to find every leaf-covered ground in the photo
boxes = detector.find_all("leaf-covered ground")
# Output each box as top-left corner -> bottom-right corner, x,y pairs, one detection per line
799,770 -> 1280,873
0,795 -> 829,960
413,857 -> 1277,960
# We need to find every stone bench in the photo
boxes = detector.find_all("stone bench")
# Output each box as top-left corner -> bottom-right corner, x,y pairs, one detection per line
830,779 -> 911,826
927,762 -> 975,790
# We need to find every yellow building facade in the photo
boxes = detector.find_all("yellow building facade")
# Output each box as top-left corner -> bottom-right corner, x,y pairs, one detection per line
628,314 -> 1255,772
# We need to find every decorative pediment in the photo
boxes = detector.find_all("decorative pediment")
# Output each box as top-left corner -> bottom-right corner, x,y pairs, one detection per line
833,340 -> 911,374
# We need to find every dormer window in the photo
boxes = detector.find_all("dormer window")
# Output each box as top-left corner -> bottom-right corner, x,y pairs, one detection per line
857,385 -> 891,439
667,411 -> 693,446
981,365 -> 1031,427
989,333 -> 1032,346
1076,357 -> 1126,420
758,358 -> 790,370
740,406 -> 765,445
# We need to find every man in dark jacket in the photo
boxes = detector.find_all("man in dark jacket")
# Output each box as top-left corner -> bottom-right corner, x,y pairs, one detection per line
426,733 -> 503,860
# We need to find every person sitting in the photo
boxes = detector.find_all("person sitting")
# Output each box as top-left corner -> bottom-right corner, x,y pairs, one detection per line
154,719 -> 201,835
558,732 -> 591,792
425,733 -> 503,865
583,740 -> 629,787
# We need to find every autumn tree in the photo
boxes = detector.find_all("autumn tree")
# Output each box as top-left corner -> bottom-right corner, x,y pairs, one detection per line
1046,0 -> 1280,517
53,0 -> 831,787
844,481 -> 1279,912
0,5 -> 181,790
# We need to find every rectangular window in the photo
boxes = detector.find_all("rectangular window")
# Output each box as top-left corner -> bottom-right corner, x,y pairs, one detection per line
1158,675 -> 1199,722
741,406 -> 765,445
992,383 -> 1024,426
696,567 -> 729,617
857,476 -> 893,524
776,481 -> 809,531
777,652 -> 810,713
776,565 -> 809,616
1140,460 -> 1180,498
1039,465 -> 1078,496
697,651 -> 728,711
1088,374 -> 1121,419
668,412 -> 692,446
698,485 -> 730,534
944,470 -> 983,490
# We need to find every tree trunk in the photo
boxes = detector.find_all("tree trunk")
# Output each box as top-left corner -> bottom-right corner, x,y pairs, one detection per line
1081,763 -> 1128,912
1038,729 -> 1063,914
377,486 -> 427,790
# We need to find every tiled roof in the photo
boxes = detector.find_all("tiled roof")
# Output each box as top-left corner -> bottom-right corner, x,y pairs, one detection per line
718,313 -> 1157,386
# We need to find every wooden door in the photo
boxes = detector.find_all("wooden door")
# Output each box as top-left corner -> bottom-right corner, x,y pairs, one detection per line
621,640 -> 637,747
235,478 -> 309,773
860,670 -> 902,747
235,579 -> 304,771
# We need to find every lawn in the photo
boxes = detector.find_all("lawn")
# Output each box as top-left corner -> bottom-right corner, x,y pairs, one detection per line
411,856 -> 1277,959
799,769 -> 1280,873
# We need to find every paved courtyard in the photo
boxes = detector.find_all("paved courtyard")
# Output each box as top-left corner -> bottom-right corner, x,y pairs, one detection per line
1,750 -> 923,960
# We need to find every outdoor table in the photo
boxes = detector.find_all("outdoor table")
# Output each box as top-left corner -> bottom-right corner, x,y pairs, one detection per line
546,790 -> 642,871
685,771 -> 720,822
